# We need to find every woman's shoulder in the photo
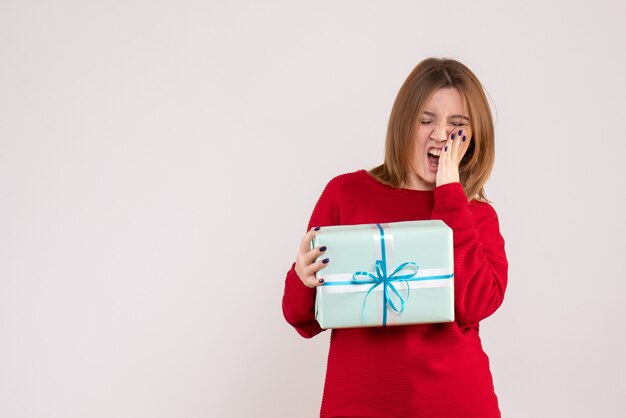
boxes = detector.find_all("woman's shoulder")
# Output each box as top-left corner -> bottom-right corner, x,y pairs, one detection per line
469,197 -> 501,224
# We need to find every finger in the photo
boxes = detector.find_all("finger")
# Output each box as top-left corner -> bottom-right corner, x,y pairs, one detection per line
299,226 -> 321,254
308,276 -> 327,287
456,128 -> 472,161
452,129 -> 464,160
440,130 -> 455,164
303,274 -> 327,288
437,129 -> 459,181
305,257 -> 331,278
303,244 -> 328,265
299,257 -> 330,287
448,128 -> 467,162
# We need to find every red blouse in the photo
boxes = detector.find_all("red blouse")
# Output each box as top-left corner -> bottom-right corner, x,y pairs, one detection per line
282,169 -> 508,418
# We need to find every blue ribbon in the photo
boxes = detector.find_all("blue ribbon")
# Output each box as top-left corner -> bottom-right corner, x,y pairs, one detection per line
352,223 -> 418,326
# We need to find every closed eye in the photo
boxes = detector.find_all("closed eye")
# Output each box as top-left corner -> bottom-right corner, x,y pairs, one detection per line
420,120 -> 467,127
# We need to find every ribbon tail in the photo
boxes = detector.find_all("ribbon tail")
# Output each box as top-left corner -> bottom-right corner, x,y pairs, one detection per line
386,282 -> 406,314
403,279 -> 410,304
382,282 -> 388,326
362,282 -> 380,323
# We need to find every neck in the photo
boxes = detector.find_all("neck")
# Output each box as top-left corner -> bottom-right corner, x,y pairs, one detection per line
402,173 -> 435,191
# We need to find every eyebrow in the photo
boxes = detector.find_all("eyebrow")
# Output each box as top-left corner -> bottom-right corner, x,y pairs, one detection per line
422,111 -> 470,121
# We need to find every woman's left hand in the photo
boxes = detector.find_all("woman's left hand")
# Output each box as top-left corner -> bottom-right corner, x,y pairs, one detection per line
436,127 -> 472,187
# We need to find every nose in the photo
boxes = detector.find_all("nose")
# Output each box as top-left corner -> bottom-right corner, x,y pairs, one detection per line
429,123 -> 454,142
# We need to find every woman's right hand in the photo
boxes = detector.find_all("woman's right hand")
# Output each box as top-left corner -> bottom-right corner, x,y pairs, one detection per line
295,227 -> 330,288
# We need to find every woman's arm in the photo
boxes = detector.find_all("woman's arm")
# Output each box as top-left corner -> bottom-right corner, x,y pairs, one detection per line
282,178 -> 339,338
430,182 -> 509,327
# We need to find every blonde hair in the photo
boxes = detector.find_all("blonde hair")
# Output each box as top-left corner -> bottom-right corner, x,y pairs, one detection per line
369,57 -> 496,203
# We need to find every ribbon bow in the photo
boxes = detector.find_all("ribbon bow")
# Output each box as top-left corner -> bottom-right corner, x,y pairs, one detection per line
351,224 -> 419,326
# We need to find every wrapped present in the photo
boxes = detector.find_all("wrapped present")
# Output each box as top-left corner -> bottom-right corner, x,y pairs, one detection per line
311,220 -> 454,329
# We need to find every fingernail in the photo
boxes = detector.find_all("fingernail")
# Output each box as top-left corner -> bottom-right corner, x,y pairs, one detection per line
322,258 -> 330,264
314,226 -> 320,231
444,146 -> 448,151
451,134 -> 455,139
318,278 -> 325,284
458,130 -> 463,135
462,136 -> 467,141
320,246 -> 327,252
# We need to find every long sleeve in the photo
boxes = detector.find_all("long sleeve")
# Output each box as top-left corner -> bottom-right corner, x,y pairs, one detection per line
280,170 -> 506,417
282,177 -> 341,338
430,182 -> 508,327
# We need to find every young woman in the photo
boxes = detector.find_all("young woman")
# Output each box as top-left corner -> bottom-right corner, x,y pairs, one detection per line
282,57 -> 508,418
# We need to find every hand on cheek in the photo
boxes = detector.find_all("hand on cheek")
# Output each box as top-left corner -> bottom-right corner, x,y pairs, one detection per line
435,128 -> 472,188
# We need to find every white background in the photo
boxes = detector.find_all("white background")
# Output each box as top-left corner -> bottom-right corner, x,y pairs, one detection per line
1,1 -> 625,417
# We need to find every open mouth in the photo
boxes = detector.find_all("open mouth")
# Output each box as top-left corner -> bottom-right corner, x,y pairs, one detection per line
427,149 -> 441,169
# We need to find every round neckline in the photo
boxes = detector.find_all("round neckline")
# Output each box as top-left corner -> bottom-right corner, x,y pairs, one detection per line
359,169 -> 435,194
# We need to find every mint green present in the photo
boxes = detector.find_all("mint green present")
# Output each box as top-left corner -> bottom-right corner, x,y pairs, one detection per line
311,220 -> 454,329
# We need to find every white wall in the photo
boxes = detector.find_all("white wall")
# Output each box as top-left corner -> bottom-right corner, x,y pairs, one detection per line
1,1 -> 625,417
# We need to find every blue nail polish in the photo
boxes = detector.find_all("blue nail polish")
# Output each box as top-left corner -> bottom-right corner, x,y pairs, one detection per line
451,134 -> 455,139
322,258 -> 330,264
319,278 -> 325,283
458,130 -> 463,135
444,146 -> 448,151
314,226 -> 320,231
462,136 -> 467,141
320,246 -> 327,252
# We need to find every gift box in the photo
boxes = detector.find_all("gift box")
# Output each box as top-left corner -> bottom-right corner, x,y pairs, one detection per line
311,220 -> 454,329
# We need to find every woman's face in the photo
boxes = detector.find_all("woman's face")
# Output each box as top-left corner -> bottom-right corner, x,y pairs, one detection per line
407,87 -> 471,190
